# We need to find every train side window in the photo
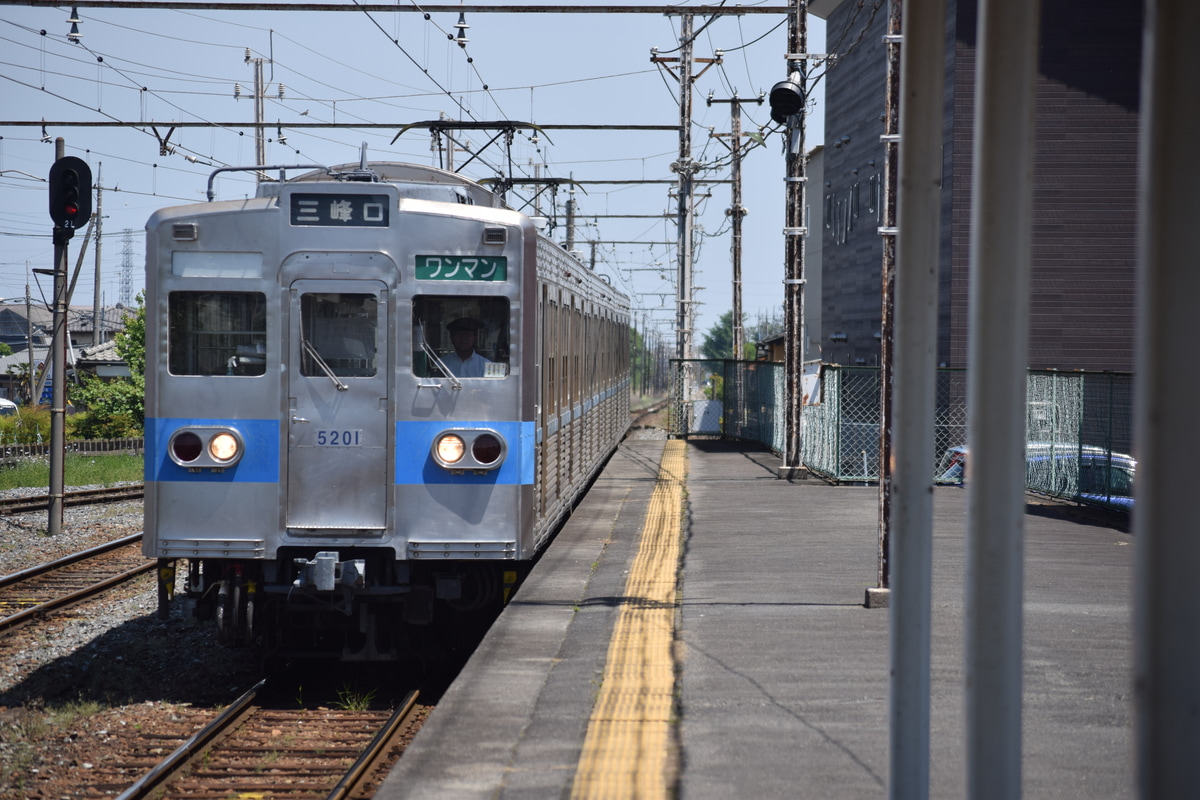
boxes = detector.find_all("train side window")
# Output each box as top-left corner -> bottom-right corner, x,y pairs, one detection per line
299,293 -> 378,378
412,295 -> 509,378
168,292 -> 267,376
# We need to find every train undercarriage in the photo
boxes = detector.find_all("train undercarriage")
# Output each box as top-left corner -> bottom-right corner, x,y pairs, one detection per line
157,551 -> 525,662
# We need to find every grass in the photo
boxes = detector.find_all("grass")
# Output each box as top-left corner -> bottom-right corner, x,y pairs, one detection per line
332,684 -> 378,711
0,453 -> 143,492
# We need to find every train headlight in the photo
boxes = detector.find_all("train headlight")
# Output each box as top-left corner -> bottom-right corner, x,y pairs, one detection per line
431,429 -> 507,472
434,434 -> 466,465
170,431 -> 203,463
168,427 -> 245,470
471,433 -> 503,466
208,432 -> 241,463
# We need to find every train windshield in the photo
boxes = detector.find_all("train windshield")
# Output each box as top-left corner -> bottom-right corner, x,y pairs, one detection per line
168,292 -> 267,376
412,295 -> 509,379
298,292 -> 378,378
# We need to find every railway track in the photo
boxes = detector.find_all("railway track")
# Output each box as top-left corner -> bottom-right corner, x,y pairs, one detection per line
0,483 -> 145,515
0,533 -> 152,637
630,397 -> 669,431
117,682 -> 422,800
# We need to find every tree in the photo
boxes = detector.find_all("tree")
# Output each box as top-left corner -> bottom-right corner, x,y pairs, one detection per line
72,293 -> 145,438
700,311 -> 736,361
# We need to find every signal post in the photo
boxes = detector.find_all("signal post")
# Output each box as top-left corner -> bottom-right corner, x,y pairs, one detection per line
44,144 -> 93,536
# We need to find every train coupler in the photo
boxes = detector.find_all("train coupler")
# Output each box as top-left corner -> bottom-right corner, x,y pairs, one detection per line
292,551 -> 366,592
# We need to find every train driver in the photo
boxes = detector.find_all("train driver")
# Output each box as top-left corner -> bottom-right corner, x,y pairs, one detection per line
443,316 -> 492,378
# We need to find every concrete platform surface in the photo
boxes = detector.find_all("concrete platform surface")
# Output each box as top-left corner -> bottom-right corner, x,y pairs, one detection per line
377,438 -> 1133,798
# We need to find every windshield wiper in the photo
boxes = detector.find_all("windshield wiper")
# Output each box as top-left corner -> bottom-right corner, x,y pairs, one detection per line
416,322 -> 462,390
301,336 -> 348,391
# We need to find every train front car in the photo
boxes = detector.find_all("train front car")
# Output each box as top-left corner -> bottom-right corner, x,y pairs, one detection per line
144,162 -> 585,661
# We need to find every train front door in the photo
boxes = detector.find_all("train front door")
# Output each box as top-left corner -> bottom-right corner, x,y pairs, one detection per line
286,280 -> 389,532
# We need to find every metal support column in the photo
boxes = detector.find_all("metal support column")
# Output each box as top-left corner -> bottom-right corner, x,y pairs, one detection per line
781,0 -> 807,474
1134,1 -> 1200,796
888,0 -> 945,796
965,0 -> 1040,797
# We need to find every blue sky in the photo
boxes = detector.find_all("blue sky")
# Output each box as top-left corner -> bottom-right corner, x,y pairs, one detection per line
1,1 -> 824,344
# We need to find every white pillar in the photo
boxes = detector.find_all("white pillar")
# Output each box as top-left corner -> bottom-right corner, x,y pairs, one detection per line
889,0 -> 946,797
964,0 -> 1040,797
1134,1 -> 1200,796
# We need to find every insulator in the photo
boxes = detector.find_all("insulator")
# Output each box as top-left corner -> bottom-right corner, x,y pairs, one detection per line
234,83 -> 241,99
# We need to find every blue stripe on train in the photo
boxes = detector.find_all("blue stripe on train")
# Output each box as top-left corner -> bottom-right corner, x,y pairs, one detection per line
144,417 -> 533,486
144,418 -> 281,483
395,420 -> 535,486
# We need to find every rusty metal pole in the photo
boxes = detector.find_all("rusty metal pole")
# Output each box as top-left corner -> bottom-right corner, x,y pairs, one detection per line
729,96 -> 745,360
873,0 -> 902,600
780,0 -> 807,477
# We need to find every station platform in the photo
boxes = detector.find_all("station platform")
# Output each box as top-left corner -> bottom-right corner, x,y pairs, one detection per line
376,437 -> 1134,799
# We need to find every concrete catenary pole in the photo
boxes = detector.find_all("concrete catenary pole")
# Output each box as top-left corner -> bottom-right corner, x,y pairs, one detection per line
92,164 -> 102,347
708,92 -> 764,360
674,13 -> 696,361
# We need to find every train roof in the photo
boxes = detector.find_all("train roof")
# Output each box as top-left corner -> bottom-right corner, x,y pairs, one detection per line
274,161 -> 501,208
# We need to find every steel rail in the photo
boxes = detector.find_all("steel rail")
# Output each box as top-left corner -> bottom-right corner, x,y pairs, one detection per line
0,484 -> 144,516
114,680 -> 267,800
0,532 -> 143,590
0,559 -> 156,637
325,689 -> 421,800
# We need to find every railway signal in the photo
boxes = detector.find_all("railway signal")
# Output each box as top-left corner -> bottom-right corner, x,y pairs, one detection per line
48,155 -> 92,232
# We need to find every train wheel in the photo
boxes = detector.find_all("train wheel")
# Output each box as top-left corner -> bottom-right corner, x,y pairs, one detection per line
446,564 -> 500,613
216,579 -> 242,646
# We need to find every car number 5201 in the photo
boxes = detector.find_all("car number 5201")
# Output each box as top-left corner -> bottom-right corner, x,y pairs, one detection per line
314,429 -> 363,446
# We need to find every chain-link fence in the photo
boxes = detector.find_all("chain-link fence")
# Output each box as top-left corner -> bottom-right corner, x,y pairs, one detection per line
666,361 -> 1133,508
1023,370 -> 1135,507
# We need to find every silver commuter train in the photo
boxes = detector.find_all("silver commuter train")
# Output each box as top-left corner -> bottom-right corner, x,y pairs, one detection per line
144,159 -> 630,659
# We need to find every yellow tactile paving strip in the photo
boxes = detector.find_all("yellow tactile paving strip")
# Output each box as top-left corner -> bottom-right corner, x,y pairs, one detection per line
570,439 -> 687,799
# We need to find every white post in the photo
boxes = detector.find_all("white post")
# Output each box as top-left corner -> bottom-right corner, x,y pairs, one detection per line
889,0 -> 946,797
965,0 -> 1040,797
1134,1 -> 1200,796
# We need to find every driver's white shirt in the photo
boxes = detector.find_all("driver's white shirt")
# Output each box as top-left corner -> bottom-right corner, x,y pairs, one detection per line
443,351 -> 491,378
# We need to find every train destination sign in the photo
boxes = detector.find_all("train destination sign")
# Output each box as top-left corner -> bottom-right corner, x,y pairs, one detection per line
415,255 -> 508,282
290,193 -> 389,227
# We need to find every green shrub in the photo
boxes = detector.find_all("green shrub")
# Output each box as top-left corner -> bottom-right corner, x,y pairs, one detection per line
0,452 -> 144,490
0,408 -> 50,446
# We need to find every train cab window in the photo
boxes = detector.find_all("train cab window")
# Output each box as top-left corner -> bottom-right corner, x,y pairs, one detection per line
412,295 -> 509,379
299,293 -> 378,378
168,292 -> 267,376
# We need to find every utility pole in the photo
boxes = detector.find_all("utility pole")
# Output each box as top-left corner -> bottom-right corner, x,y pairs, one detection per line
92,164 -> 103,347
874,1 -> 902,599
653,16 -> 720,361
708,91 -> 764,359
565,182 -> 577,252
767,0 -> 809,477
250,52 -> 266,173
238,50 -> 281,183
